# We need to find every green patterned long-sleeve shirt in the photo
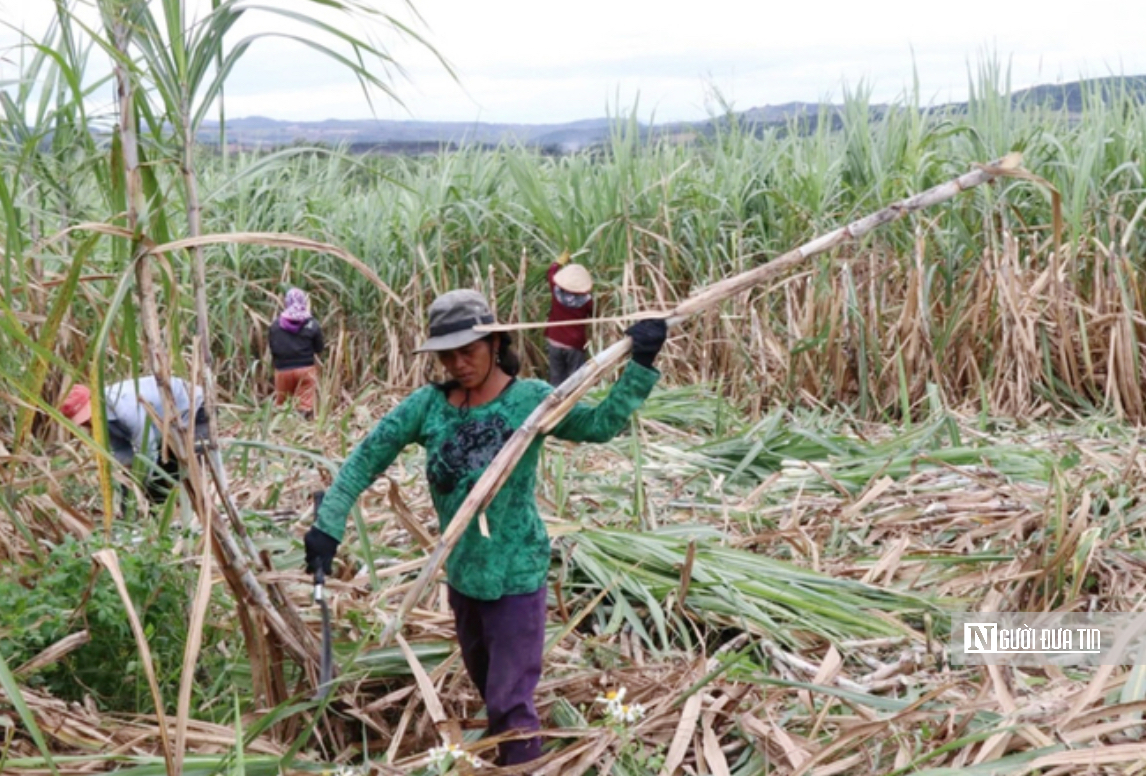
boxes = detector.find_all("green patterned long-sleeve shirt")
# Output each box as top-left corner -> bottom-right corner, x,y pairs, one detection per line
315,361 -> 660,600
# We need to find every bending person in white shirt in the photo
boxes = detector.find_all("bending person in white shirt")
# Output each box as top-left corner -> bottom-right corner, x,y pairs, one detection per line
61,375 -> 209,508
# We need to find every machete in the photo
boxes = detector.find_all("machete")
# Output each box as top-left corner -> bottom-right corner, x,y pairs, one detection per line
311,490 -> 335,700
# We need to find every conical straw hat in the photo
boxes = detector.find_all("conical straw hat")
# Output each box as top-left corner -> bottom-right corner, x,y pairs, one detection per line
554,263 -> 593,294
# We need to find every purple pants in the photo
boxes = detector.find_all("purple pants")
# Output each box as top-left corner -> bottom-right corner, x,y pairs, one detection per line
448,585 -> 547,766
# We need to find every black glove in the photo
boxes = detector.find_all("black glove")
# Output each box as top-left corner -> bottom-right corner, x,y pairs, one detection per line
304,526 -> 339,577
626,318 -> 668,369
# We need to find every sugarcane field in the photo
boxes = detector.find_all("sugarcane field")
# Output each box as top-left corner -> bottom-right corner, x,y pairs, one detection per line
5,2 -> 1146,775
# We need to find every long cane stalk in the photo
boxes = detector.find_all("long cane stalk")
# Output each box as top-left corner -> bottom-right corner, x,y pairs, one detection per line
100,0 -> 322,688
376,153 -> 1025,649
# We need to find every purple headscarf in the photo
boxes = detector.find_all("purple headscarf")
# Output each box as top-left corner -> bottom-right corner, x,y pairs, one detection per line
279,288 -> 311,333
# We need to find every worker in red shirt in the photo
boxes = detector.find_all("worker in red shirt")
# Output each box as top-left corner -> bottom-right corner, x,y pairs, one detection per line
544,251 -> 594,387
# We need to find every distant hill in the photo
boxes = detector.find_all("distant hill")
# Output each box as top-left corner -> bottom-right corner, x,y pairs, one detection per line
198,76 -> 1146,154
199,115 -> 615,154
1010,75 -> 1146,112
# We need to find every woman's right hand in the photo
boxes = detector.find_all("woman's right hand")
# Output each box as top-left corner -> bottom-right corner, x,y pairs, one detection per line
304,526 -> 339,576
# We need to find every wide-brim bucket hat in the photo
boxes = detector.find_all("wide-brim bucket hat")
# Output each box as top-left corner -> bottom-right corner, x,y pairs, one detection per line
414,289 -> 497,353
554,263 -> 593,294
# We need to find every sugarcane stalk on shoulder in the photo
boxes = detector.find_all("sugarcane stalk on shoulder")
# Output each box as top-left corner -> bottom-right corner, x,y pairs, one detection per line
372,153 -> 1028,649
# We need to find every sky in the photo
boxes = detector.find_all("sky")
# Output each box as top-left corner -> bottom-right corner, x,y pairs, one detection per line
2,0 -> 1146,126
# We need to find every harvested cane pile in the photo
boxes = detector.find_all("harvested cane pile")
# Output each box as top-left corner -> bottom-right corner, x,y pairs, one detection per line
4,383 -> 1146,776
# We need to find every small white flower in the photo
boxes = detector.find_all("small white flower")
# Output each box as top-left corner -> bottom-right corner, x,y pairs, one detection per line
595,687 -> 627,711
427,744 -> 455,768
427,742 -> 485,771
596,687 -> 645,727
619,702 -> 646,724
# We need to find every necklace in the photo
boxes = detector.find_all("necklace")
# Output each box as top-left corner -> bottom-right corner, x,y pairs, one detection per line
455,379 -> 514,416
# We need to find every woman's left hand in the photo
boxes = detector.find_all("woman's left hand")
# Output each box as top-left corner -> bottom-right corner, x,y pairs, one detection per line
626,318 -> 668,369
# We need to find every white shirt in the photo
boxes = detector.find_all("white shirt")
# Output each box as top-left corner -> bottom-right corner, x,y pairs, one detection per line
104,376 -> 204,460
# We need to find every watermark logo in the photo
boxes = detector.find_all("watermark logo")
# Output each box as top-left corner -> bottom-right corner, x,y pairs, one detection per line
963,622 -> 996,653
961,622 -> 1101,655
950,613 -> 1146,666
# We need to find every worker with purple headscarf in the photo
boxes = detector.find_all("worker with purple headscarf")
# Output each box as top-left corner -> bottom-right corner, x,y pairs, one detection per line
269,287 -> 325,419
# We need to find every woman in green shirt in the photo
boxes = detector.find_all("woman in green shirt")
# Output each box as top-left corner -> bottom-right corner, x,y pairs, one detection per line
304,289 -> 666,766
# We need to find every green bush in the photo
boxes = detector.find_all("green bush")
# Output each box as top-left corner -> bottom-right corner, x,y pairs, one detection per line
0,531 -> 235,713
